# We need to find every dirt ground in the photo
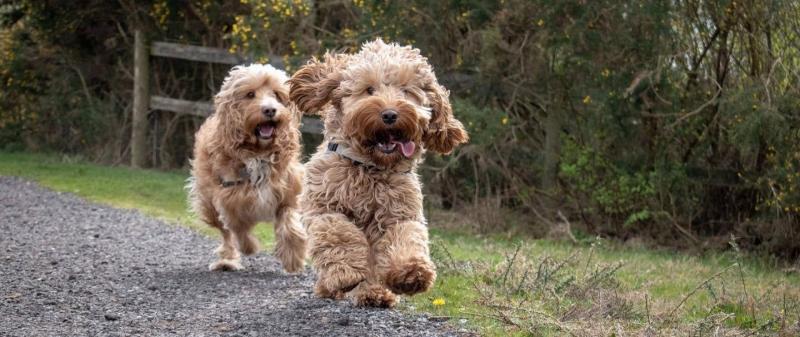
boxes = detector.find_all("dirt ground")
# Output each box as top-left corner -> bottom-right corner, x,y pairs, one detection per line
0,177 -> 466,337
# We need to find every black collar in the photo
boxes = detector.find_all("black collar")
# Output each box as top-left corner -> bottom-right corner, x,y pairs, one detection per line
327,143 -> 380,170
327,142 -> 412,174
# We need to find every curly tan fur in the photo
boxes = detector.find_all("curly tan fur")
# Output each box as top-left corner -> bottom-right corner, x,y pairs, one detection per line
290,39 -> 468,307
188,64 -> 307,273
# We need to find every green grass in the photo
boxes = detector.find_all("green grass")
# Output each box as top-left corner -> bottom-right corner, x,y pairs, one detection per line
411,228 -> 800,335
0,151 -> 276,244
0,152 -> 192,225
2,151 -> 798,336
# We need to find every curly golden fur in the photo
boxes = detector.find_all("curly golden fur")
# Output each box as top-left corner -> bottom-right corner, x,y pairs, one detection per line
188,64 -> 307,273
289,39 -> 468,307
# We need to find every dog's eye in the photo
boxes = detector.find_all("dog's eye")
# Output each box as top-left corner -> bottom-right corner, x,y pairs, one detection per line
366,86 -> 375,95
403,88 -> 420,101
245,91 -> 255,99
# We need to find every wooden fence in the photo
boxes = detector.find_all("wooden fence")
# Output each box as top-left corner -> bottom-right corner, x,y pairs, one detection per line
130,30 -> 322,168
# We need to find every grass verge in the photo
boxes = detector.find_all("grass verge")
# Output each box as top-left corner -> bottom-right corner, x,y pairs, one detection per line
2,152 -> 798,336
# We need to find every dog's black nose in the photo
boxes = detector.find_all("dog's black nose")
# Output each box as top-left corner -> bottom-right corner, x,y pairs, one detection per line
262,107 -> 276,118
381,110 -> 398,125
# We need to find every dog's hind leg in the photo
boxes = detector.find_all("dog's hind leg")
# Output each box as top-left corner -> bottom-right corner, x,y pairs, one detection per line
306,213 -> 369,299
209,228 -> 243,271
230,219 -> 259,256
197,201 -> 242,271
236,231 -> 259,256
274,205 -> 307,273
373,220 -> 436,296
205,211 -> 243,271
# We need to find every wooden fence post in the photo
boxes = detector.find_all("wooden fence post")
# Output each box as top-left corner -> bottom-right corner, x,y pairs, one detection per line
131,29 -> 150,168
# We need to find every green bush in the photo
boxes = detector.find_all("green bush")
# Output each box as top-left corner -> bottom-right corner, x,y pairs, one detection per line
2,0 -> 799,255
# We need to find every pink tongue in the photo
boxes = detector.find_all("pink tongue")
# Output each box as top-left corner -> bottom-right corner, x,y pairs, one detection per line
397,141 -> 415,158
259,124 -> 274,138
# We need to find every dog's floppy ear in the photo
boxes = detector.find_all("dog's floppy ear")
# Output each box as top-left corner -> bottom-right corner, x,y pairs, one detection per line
423,83 -> 469,154
214,81 -> 248,151
274,86 -> 290,106
289,53 -> 347,115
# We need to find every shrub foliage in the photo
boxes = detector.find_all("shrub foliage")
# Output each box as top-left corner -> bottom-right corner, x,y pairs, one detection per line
1,0 -> 799,255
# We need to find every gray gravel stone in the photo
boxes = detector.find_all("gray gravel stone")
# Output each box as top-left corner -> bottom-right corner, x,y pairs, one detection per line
0,177 -> 468,337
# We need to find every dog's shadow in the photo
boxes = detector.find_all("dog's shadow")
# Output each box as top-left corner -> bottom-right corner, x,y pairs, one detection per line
146,265 -> 308,292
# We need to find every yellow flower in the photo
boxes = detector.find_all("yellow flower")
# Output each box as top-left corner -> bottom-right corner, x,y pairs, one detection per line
537,19 -> 544,27
583,95 -> 592,104
501,116 -> 508,125
432,298 -> 445,306
601,68 -> 610,77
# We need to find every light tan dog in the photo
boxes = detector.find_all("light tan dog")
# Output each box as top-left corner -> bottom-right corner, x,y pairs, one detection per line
289,39 -> 468,307
188,64 -> 306,273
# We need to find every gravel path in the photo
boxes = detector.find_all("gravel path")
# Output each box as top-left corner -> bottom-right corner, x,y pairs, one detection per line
0,177 -> 467,337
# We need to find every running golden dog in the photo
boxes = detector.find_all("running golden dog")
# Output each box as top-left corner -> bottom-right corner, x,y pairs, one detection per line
188,64 -> 306,273
289,39 -> 468,307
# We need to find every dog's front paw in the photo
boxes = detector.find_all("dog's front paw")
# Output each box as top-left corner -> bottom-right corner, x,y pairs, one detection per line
314,264 -> 367,298
209,259 -> 243,271
350,283 -> 397,308
385,257 -> 436,295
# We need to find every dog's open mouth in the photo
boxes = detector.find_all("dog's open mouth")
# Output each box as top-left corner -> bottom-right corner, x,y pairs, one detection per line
255,122 -> 277,139
373,130 -> 415,158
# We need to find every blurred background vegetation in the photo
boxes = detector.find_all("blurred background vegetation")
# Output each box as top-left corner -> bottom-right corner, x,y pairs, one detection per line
1,0 -> 799,259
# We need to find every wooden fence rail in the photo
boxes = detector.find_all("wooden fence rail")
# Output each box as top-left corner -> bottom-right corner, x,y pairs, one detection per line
131,30 -> 320,168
